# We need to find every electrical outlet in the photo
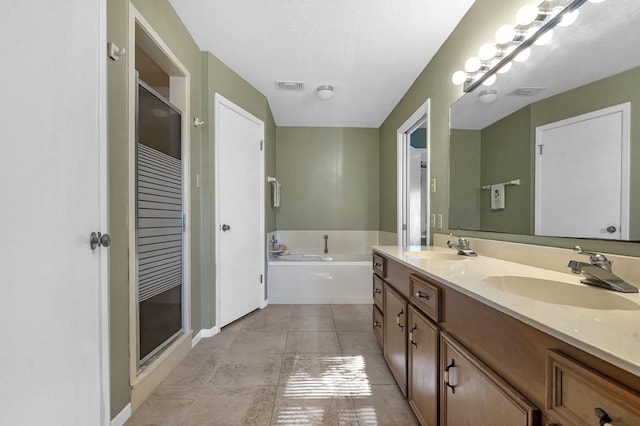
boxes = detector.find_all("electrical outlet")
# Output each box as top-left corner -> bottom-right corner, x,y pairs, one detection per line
431,178 -> 437,193
437,214 -> 443,229
431,213 -> 436,227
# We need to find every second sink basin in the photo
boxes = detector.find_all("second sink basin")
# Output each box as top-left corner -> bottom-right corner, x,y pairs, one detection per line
404,251 -> 464,261
483,275 -> 639,310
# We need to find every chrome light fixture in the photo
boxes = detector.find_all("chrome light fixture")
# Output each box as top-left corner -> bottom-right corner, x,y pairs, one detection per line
316,85 -> 334,100
451,0 -> 606,93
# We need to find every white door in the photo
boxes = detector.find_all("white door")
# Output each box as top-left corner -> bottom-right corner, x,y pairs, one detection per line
535,103 -> 630,239
0,1 -> 108,425
215,94 -> 265,327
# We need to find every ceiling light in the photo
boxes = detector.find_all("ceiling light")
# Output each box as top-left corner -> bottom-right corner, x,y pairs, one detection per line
316,85 -> 334,100
482,74 -> 497,86
478,90 -> 498,104
478,44 -> 498,61
452,71 -> 468,85
514,47 -> 531,62
495,25 -> 516,44
516,4 -> 540,26
465,57 -> 482,73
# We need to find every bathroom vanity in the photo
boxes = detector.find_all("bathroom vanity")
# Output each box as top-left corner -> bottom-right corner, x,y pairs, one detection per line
371,245 -> 640,425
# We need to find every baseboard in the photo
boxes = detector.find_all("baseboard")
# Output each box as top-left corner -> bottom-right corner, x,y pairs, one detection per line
269,296 -> 373,304
111,403 -> 131,426
192,326 -> 220,347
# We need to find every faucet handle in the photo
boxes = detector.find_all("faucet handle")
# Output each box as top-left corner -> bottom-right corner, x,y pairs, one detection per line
574,246 -> 610,266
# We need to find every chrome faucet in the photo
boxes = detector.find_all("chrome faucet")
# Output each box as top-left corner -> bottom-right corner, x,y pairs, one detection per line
446,234 -> 477,256
324,234 -> 329,254
568,246 -> 638,293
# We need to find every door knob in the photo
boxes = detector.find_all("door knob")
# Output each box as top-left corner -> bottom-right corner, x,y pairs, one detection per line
606,226 -> 617,233
222,224 -> 231,231
90,232 -> 111,250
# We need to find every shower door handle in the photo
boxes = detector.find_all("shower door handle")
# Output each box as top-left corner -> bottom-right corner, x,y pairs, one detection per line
222,224 -> 231,231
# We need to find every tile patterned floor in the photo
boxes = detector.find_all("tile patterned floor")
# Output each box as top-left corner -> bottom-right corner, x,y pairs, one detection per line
125,304 -> 418,426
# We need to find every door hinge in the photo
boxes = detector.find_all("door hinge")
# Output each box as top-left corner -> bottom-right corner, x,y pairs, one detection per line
182,213 -> 186,231
260,274 -> 263,283
402,224 -> 407,231
260,140 -> 264,151
538,144 -> 543,155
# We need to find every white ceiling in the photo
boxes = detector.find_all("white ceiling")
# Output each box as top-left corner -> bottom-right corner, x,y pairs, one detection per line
168,0 -> 476,128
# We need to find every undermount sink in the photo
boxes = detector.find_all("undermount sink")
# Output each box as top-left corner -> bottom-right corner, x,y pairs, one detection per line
404,251 -> 465,261
483,276 -> 639,310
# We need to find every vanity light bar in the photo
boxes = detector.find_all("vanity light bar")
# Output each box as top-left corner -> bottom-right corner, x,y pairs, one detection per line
454,0 -> 590,94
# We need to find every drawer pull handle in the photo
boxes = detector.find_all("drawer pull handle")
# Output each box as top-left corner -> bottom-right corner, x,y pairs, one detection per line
444,359 -> 456,394
409,324 -> 417,347
595,408 -> 613,426
374,288 -> 381,294
396,309 -> 404,329
374,262 -> 382,267
415,291 -> 430,300
373,321 -> 381,328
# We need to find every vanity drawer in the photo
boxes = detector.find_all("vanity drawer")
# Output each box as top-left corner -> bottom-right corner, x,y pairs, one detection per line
373,274 -> 384,311
410,274 -> 440,322
373,305 -> 383,347
546,350 -> 640,425
373,253 -> 387,278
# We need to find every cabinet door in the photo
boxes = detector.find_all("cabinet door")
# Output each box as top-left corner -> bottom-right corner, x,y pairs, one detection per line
373,305 -> 383,347
441,332 -> 539,426
408,306 -> 439,426
384,284 -> 408,395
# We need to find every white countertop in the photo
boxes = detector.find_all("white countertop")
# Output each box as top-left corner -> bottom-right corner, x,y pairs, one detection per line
372,245 -> 640,377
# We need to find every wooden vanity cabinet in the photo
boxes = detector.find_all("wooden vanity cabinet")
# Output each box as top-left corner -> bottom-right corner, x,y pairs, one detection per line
440,332 -> 540,425
384,283 -> 408,395
408,305 -> 439,426
373,305 -> 383,347
546,350 -> 640,425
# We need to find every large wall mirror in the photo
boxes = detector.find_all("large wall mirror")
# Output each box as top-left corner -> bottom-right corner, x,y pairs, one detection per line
449,0 -> 640,241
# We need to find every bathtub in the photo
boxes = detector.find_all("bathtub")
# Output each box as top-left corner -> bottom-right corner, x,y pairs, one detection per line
268,253 -> 373,304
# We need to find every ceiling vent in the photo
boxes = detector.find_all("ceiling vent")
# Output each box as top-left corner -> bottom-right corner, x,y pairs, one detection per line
275,80 -> 305,90
508,87 -> 545,96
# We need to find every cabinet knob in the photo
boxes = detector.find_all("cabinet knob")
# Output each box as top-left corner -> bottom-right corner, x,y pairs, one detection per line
415,291 -> 430,300
594,408 -> 613,426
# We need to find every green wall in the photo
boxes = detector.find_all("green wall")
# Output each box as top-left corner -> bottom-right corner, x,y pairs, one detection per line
449,129 -> 481,230
479,106 -> 531,234
276,127 -> 379,230
107,0 -> 274,419
200,51 -> 276,331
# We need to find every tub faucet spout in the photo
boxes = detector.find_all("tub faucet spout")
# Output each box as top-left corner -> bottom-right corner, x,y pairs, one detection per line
324,234 -> 329,254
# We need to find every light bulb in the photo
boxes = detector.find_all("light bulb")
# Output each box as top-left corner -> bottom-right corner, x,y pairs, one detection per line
517,4 -> 540,26
497,62 -> 512,74
478,44 -> 497,61
534,29 -> 553,45
483,74 -> 497,86
559,9 -> 579,26
514,47 -> 531,62
452,70 -> 467,85
465,57 -> 481,73
553,7 -> 579,27
588,0 -> 605,3
495,25 -> 516,44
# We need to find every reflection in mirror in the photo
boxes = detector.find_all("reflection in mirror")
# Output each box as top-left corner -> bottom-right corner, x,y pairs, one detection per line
449,0 -> 640,241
